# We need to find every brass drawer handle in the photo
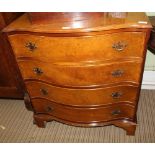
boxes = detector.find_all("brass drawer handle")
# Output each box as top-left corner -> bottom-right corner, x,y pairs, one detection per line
112,109 -> 121,115
112,41 -> 127,51
40,88 -> 48,96
111,70 -> 124,77
25,42 -> 37,51
111,92 -> 123,99
33,67 -> 43,75
45,106 -> 53,112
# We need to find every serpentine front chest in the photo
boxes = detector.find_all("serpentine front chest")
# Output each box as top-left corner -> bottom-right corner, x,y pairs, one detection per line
4,12 -> 152,135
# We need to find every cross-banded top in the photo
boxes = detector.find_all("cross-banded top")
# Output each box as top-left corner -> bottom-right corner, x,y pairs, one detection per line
3,12 -> 152,34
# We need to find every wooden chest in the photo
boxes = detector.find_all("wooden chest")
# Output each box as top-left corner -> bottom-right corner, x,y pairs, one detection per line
3,12 -> 152,135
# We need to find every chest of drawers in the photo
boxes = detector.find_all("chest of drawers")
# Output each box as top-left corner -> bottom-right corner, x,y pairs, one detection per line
3,13 -> 151,135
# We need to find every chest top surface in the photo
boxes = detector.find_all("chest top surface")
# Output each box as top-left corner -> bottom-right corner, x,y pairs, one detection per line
3,12 -> 151,34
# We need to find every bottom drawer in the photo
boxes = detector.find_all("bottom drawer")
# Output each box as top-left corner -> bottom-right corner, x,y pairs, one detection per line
32,98 -> 135,123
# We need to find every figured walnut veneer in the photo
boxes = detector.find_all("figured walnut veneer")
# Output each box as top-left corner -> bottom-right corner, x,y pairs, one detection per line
4,12 -> 152,135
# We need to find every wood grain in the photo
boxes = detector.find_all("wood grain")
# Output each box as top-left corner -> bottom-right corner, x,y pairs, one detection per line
9,32 -> 145,62
25,81 -> 138,107
18,59 -> 142,87
3,13 -> 151,34
32,98 -> 135,123
4,12 -> 152,135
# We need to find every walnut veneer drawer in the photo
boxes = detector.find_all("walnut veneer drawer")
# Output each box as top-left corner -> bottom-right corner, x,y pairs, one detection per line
19,59 -> 142,87
9,32 -> 145,62
26,81 -> 138,106
32,98 -> 135,123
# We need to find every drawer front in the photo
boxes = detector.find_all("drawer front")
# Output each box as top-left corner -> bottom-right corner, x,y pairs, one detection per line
32,98 -> 135,122
26,81 -> 138,106
9,32 -> 145,62
18,60 -> 142,87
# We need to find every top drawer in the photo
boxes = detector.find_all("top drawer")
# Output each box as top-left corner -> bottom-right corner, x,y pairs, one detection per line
9,32 -> 145,62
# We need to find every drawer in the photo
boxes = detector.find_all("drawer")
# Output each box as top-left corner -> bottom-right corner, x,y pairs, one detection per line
25,81 -> 139,106
18,59 -> 142,87
32,98 -> 135,123
9,32 -> 145,62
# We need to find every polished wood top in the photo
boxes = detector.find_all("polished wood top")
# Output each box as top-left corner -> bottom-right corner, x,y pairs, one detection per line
3,12 -> 152,34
